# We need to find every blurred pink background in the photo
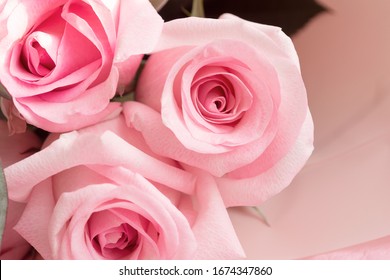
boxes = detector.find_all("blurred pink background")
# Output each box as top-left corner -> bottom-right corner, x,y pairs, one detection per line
229,0 -> 390,259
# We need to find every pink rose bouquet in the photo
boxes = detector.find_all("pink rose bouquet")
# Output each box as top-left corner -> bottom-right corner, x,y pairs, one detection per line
0,0 -> 314,260
5,115 -> 244,259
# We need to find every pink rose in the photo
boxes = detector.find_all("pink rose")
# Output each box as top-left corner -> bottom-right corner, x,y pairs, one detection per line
0,0 -> 163,132
5,115 -> 244,259
0,120 -> 41,259
128,14 -> 314,207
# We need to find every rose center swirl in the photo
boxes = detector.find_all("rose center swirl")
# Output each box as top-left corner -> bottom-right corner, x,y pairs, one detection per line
21,35 -> 56,77
190,68 -> 253,125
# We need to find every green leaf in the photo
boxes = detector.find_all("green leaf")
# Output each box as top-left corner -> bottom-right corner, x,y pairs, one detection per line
0,162 -> 8,249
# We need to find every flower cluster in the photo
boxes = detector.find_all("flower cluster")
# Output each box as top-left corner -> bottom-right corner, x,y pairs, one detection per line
0,0 -> 313,259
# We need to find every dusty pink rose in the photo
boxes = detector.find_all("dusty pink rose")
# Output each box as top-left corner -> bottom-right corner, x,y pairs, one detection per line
5,115 -> 244,259
130,14 -> 314,207
0,0 -> 163,132
0,120 -> 41,259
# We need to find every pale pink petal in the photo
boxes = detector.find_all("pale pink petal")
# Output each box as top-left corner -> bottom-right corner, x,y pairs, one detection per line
114,0 -> 163,62
219,13 -> 301,67
12,68 -> 121,132
1,0 -> 66,44
0,0 -> 18,40
155,16 -> 296,61
123,101 -> 270,177
136,46 -> 193,112
50,179 -> 196,259
114,54 -> 143,95
87,165 -> 182,205
189,173 -> 245,259
217,112 -> 314,207
5,120 -> 195,202
61,0 -> 114,84
14,179 -> 55,260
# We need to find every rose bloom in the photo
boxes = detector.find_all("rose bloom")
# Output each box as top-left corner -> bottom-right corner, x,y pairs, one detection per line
4,115 -> 244,259
0,0 -> 163,132
0,120 -> 41,259
130,14 -> 314,207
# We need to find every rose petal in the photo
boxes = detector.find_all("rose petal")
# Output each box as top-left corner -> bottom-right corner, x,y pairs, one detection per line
123,101 -> 271,177
5,119 -> 196,202
1,0 -> 67,44
114,0 -> 163,62
50,178 -> 195,259
12,68 -> 121,132
187,173 -> 245,259
216,111 -> 314,207
13,179 -> 55,259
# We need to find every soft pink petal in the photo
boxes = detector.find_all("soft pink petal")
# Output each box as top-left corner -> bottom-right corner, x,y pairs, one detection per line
219,13 -> 301,67
155,16 -> 297,62
189,173 -> 245,259
12,68 -> 121,132
114,54 -> 143,95
5,119 -> 195,202
1,0 -> 67,44
51,178 -> 196,259
136,46 -> 193,112
61,0 -> 114,85
114,0 -> 163,62
13,179 -> 55,260
123,101 -> 271,177
15,67 -> 118,121
0,0 -> 18,40
216,111 -> 314,207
